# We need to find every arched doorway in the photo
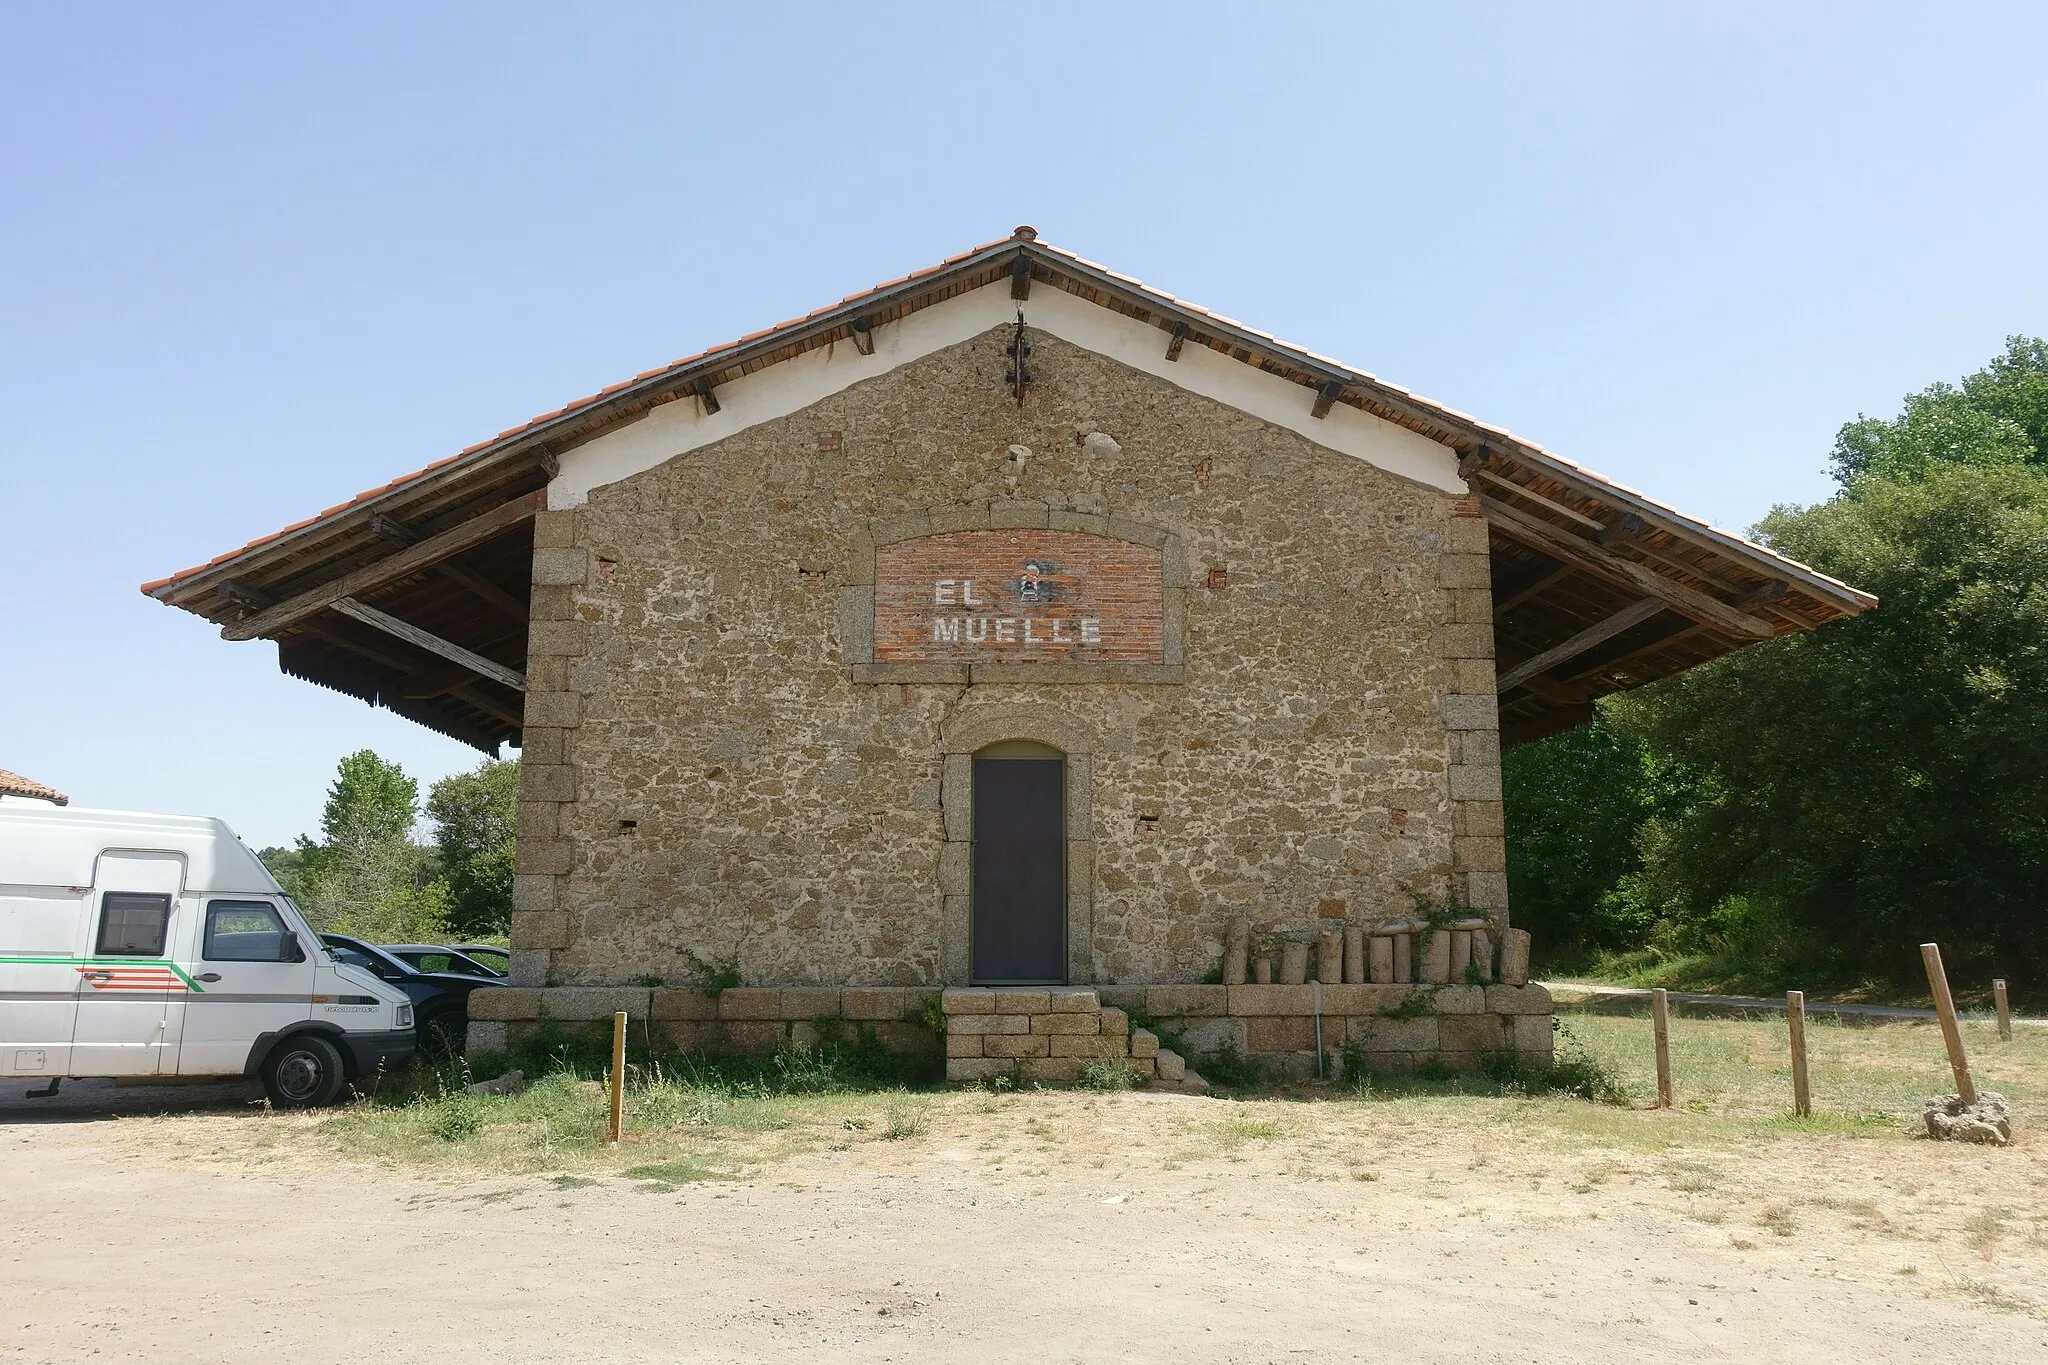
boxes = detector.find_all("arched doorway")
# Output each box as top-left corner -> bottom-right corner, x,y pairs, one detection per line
971,740 -> 1067,984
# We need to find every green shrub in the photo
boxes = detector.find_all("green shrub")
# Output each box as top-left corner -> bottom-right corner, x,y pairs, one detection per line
1077,1059 -> 1138,1091
424,1091 -> 486,1141
1196,1041 -> 1267,1090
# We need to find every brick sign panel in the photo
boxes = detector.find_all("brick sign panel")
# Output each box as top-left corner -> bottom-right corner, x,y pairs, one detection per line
874,529 -> 1164,664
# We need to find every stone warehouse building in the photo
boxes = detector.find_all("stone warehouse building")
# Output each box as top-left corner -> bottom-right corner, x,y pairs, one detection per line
146,229 -> 1872,1081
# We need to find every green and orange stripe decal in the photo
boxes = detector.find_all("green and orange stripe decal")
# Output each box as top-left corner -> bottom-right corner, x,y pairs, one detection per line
0,956 -> 204,991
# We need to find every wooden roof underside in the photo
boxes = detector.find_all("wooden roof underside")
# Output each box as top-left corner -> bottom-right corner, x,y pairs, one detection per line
144,234 -> 1874,753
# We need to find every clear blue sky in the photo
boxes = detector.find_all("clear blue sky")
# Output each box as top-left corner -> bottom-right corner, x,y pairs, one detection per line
4,3 -> 2043,849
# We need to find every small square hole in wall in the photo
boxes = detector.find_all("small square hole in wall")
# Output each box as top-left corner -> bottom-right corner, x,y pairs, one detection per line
1207,568 -> 1229,590
597,557 -> 619,581
1135,815 -> 1160,840
817,432 -> 842,452
618,819 -> 638,834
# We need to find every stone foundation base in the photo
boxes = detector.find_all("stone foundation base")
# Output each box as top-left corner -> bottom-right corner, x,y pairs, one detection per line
1110,981 -> 1554,1080
463,981 -> 1553,1087
464,984 -> 942,1059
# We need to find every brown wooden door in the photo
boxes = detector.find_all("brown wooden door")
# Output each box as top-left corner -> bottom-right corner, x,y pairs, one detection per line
971,756 -> 1065,984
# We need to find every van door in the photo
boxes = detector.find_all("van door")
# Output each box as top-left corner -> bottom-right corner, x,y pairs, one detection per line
72,851 -> 188,1076
0,887 -> 85,1079
176,897 -> 313,1077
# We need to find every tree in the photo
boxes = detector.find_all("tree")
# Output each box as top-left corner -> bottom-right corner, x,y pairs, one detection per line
1608,458 -> 2048,984
426,759 -> 518,939
1500,717 -> 1677,960
1506,338 -> 2048,988
270,750 -> 448,942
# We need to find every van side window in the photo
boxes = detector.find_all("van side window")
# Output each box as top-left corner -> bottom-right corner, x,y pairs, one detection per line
203,900 -> 295,962
95,892 -> 171,956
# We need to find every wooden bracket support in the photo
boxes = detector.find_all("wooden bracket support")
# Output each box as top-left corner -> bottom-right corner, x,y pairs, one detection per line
223,491 -> 544,641
1597,511 -> 1647,545
1010,256 -> 1032,300
369,512 -> 527,622
850,317 -> 875,355
1481,495 -> 1775,640
530,444 -> 560,480
1310,381 -> 1344,420
1496,597 -> 1667,694
694,377 -> 721,416
329,597 -> 527,693
216,578 -> 273,613
1165,321 -> 1187,362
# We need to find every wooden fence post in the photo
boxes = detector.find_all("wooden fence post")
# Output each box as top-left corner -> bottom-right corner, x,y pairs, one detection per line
608,1010 -> 627,1143
1651,988 -> 1673,1109
1993,979 -> 2012,1043
1785,991 -> 1811,1118
1920,943 -> 1976,1104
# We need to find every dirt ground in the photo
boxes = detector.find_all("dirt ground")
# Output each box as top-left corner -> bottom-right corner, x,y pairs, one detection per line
6,1052 -> 2048,1364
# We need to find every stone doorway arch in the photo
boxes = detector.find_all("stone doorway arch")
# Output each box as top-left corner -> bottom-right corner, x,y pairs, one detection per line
940,705 -> 1094,985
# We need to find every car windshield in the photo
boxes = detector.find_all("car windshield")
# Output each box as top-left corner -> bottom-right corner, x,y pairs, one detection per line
460,947 -> 510,975
324,938 -> 404,981
395,950 -> 488,976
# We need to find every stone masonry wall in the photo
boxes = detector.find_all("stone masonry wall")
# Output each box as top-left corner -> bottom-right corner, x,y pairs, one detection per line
508,322 -> 1504,992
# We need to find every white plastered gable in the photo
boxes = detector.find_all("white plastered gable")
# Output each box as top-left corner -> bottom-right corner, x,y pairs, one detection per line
549,282 -> 1464,510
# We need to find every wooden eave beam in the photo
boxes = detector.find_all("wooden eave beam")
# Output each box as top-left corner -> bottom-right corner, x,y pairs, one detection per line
328,598 -> 527,693
1470,467 -> 1603,530
372,514 -> 529,622
1493,563 -> 1573,618
1496,598 -> 1667,695
1556,621 -> 1706,683
1480,496 -> 1775,641
223,491 -> 544,641
449,682 -> 523,728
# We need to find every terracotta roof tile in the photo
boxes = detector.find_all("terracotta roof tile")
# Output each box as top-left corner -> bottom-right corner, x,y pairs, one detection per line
0,768 -> 68,805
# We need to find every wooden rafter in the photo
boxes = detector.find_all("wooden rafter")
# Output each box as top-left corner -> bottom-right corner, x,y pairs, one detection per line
327,598 -> 526,692
223,491 -> 544,641
1470,467 -> 1603,529
370,514 -> 529,622
1481,497 -> 1775,641
1497,598 -> 1667,694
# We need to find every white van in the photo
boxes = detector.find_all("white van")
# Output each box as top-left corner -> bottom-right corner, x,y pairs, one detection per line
0,805 -> 415,1106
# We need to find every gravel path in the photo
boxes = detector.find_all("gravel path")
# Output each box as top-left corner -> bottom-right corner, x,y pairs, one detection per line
4,1083 -> 2044,1363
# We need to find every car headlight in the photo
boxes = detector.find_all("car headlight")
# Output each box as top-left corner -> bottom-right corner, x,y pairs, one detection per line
395,1003 -> 414,1029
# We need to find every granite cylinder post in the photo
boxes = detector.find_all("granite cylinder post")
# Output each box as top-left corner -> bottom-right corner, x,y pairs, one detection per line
1423,931 -> 1452,985
1499,929 -> 1531,986
1317,930 -> 1343,986
1449,930 -> 1473,982
1224,919 -> 1250,987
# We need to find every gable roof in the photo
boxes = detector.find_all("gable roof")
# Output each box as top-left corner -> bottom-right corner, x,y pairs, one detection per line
141,227 -> 1875,752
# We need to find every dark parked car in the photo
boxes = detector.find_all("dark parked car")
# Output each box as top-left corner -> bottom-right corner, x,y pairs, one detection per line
319,933 -> 502,1055
454,944 -> 511,977
384,944 -> 504,979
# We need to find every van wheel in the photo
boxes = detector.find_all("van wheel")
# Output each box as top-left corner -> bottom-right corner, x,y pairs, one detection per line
261,1035 -> 347,1108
